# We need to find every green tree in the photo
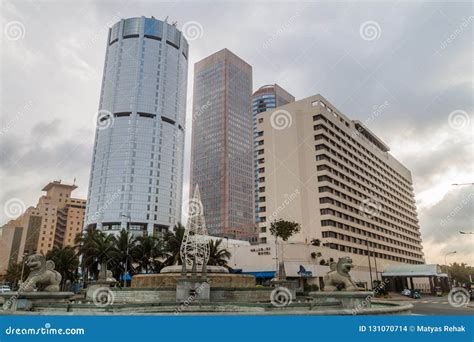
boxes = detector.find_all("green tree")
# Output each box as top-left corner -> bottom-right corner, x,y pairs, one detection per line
441,262 -> 473,284
112,229 -> 138,279
163,223 -> 185,266
5,261 -> 26,289
134,235 -> 166,273
207,239 -> 231,268
270,219 -> 301,241
75,226 -> 117,280
46,246 -> 79,290
270,219 -> 301,280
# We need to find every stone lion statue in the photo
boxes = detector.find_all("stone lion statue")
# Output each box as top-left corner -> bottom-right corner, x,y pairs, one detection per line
323,256 -> 361,291
22,254 -> 62,292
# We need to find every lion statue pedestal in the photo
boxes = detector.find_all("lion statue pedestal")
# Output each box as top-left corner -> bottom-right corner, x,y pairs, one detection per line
323,256 -> 363,291
308,256 -> 373,310
0,254 -> 74,311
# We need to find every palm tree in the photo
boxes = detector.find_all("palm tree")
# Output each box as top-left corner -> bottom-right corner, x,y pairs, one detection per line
75,227 -> 117,280
112,229 -> 138,280
5,261 -> 25,289
207,239 -> 231,268
134,235 -> 166,273
163,223 -> 185,266
46,246 -> 79,290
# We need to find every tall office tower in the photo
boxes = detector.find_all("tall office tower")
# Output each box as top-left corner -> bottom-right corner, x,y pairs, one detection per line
0,181 -> 86,276
191,49 -> 255,241
252,85 -> 294,224
85,17 -> 188,237
256,94 -> 424,269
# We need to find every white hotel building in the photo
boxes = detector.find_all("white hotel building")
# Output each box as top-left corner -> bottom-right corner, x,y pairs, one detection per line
228,94 -> 425,289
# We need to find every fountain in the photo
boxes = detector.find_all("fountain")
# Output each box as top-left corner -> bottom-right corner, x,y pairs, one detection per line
130,185 -> 263,303
0,187 -> 412,315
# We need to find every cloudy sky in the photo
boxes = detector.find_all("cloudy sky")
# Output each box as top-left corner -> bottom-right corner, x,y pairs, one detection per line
1,0 -> 472,265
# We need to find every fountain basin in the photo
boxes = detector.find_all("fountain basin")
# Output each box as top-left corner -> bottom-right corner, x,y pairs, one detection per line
132,273 -> 255,289
0,292 -> 74,311
309,291 -> 375,309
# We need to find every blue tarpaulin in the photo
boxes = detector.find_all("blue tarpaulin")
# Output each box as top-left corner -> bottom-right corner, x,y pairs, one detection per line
119,274 -> 132,281
242,271 -> 275,279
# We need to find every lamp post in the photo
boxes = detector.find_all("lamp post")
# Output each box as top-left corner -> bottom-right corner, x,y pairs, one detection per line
372,243 -> 379,281
444,251 -> 457,266
18,251 -> 28,288
120,214 -> 131,287
445,251 -> 457,288
366,238 -> 373,290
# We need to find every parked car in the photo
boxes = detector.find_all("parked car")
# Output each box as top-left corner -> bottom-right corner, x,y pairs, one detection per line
0,285 -> 11,293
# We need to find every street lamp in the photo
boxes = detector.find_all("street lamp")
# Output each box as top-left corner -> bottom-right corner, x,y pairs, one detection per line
120,214 -> 131,287
444,251 -> 457,288
444,251 -> 457,266
18,251 -> 29,288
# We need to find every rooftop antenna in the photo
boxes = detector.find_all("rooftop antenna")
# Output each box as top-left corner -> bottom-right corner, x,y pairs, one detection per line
164,16 -> 168,22
73,177 -> 76,185
172,21 -> 177,26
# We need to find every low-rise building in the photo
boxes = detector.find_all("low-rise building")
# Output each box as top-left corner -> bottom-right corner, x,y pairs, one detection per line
0,181 -> 86,277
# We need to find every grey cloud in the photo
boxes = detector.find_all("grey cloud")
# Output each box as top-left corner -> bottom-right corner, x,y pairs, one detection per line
1,0 -> 472,264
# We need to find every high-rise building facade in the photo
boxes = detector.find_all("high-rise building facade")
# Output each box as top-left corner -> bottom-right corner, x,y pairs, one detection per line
85,17 -> 188,236
256,94 -> 424,270
191,49 -> 255,241
0,181 -> 86,276
252,84 -> 294,223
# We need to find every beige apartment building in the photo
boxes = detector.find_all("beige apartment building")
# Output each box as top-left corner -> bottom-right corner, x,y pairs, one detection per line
254,94 -> 424,282
0,181 -> 85,277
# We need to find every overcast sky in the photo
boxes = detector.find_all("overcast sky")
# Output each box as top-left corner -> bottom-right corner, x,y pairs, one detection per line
1,0 -> 472,265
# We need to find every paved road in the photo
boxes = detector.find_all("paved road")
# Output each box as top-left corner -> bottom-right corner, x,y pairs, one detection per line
396,296 -> 474,316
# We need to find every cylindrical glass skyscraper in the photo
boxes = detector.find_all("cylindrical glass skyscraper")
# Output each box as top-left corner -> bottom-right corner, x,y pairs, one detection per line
85,17 -> 188,237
